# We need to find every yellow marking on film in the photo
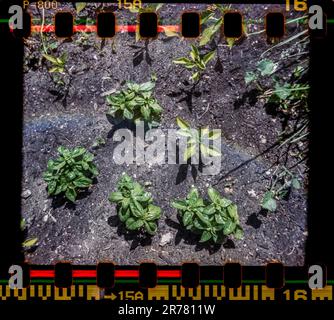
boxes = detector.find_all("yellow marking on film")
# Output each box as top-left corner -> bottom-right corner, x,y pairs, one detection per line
12,288 -> 27,300
78,285 -> 84,297
294,289 -> 308,300
30,285 -> 35,297
212,285 -> 226,300
171,285 -> 186,300
253,286 -> 258,300
188,287 -> 201,300
229,286 -> 251,300
261,286 -> 275,300
38,285 -> 52,300
147,285 -> 169,300
204,285 -> 210,298
311,286 -> 333,300
86,285 -> 100,300
54,287 -> 71,300
0,285 -> 11,300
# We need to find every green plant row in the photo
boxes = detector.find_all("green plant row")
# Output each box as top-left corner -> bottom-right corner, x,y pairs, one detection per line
43,147 -> 242,244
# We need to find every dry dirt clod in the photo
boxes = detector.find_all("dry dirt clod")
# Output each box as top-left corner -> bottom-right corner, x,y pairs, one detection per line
159,232 -> 173,246
22,189 -> 32,199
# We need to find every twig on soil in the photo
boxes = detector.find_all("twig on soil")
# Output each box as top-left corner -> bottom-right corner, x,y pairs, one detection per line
260,30 -> 308,58
198,103 -> 210,119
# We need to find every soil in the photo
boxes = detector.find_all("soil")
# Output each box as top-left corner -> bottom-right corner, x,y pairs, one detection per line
22,3 -> 309,265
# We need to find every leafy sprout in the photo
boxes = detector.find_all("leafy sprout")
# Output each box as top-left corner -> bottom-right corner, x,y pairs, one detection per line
172,187 -> 243,243
176,117 -> 221,162
43,146 -> 98,202
42,53 -> 67,73
106,80 -> 162,127
109,174 -> 161,235
173,45 -> 216,82
261,166 -> 301,212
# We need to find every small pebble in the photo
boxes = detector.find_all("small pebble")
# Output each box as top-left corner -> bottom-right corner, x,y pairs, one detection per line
22,190 -> 32,199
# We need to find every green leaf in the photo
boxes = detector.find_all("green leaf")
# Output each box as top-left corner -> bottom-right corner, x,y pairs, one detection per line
171,200 -> 188,211
215,213 -> 225,224
199,18 -> 222,46
208,187 -> 220,203
223,220 -> 236,235
42,54 -> 58,64
205,146 -> 221,157
146,204 -> 161,221
75,3 -> 86,13
245,71 -> 257,85
184,144 -> 197,161
173,57 -> 193,65
109,192 -> 124,203
141,105 -> 151,119
20,218 -> 26,231
226,37 -> 236,49
261,191 -> 277,212
202,50 -> 216,65
227,204 -> 238,221
208,130 -> 221,140
126,218 -> 144,231
73,176 -> 92,188
47,180 -> 57,195
190,45 -> 199,61
22,238 -> 38,248
200,230 -> 212,242
257,59 -> 277,76
139,81 -> 155,92
291,178 -> 301,189
188,187 -> 200,201
164,28 -> 179,37
182,211 -> 193,227
144,221 -> 157,235
191,71 -> 200,82
273,82 -> 292,100
65,188 -> 77,203
201,10 -> 215,25
123,108 -> 134,120
119,208 -> 130,223
176,117 -> 190,130
234,226 -> 244,239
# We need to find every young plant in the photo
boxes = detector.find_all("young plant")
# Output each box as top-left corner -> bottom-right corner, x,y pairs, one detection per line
43,146 -> 98,202
106,80 -> 162,127
264,82 -> 309,113
176,117 -> 221,162
244,58 -> 278,88
43,53 -> 67,73
20,218 -> 39,250
172,187 -> 243,243
200,4 -> 232,46
109,174 -> 161,235
261,166 -> 301,212
173,45 -> 216,82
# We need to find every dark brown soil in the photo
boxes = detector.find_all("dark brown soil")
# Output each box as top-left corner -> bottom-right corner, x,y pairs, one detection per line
22,3 -> 309,265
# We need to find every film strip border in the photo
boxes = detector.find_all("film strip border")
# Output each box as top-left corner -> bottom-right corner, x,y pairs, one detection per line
10,9 -> 328,39
1,263 -> 333,301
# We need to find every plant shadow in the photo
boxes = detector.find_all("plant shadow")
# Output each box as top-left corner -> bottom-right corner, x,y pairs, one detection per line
246,208 -> 268,229
106,115 -> 152,139
167,82 -> 203,113
50,181 -> 96,210
233,88 -> 260,110
165,218 -> 225,254
130,40 -> 152,67
107,215 -> 153,250
176,163 -> 198,185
